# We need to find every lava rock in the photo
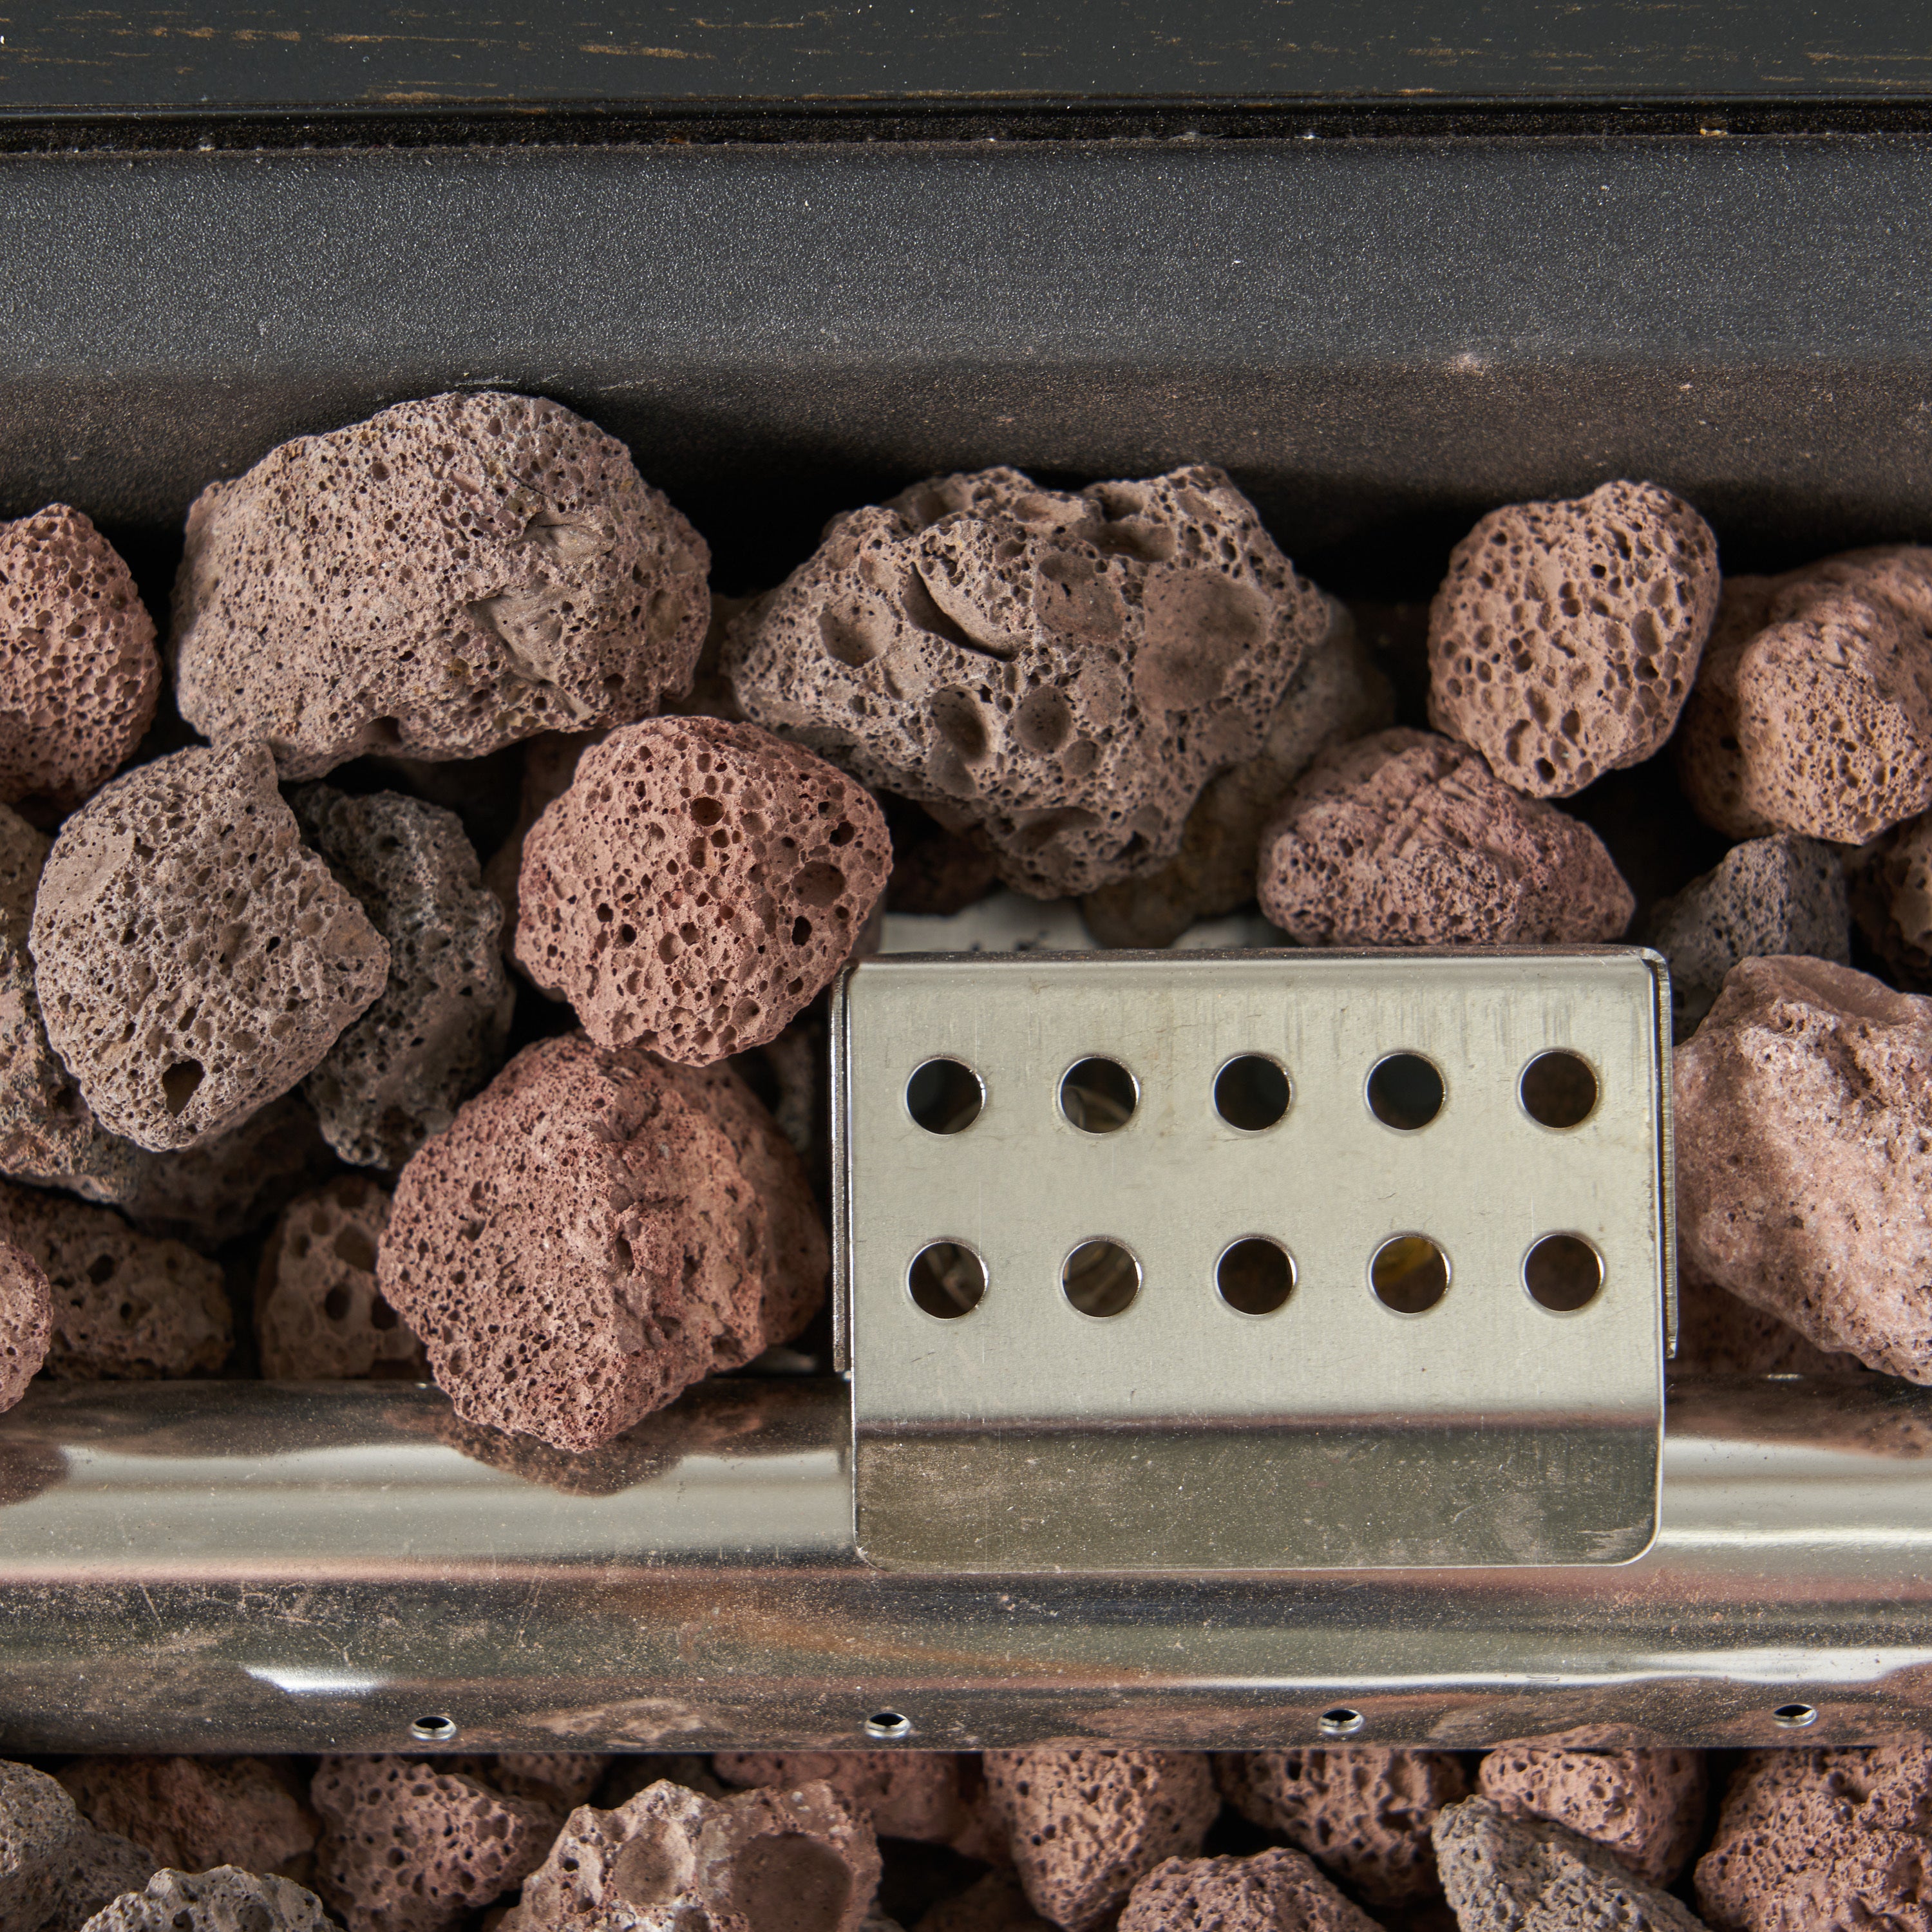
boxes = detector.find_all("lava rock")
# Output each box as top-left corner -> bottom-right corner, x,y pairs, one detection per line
726,464 -> 1332,898
482,1754 -> 611,1820
715,1753 -> 999,1860
76,1867 -> 331,1932
1646,835 -> 1849,1037
0,1236 -> 50,1410
377,1032 -> 826,1451
1672,577 -> 1779,840
1848,808 -> 1932,990
1256,728 -> 1634,946
916,1872 -> 1052,1932
514,715 -> 891,1063
981,1749 -> 1218,1932
1217,1748 -> 1470,1908
173,392 -> 710,780
0,505 -> 161,812
29,742 -> 390,1152
1671,1270 -> 1864,1376
61,1757 -> 315,1880
1119,1849 -> 1383,1932
0,1758 -> 155,1932
1477,1745 -> 1705,1887
484,728 -> 608,970
1676,955 -> 1932,1379
291,786 -> 513,1168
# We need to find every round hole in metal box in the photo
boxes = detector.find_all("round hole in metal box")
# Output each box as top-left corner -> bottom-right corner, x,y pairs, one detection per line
1059,1057 -> 1139,1133
1318,1707 -> 1365,1738
1524,1233 -> 1604,1312
905,1056 -> 983,1134
1063,1238 -> 1141,1317
410,1715 -> 459,1745
1772,1702 -> 1820,1728
1217,1236 -> 1296,1315
1520,1050 -> 1599,1129
1370,1235 -> 1450,1314
907,1241 -> 987,1319
1366,1053 -> 1444,1130
1214,1054 -> 1291,1131
864,1710 -> 913,1739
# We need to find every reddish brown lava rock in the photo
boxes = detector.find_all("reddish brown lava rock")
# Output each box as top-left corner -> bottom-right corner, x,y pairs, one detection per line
1849,808 -> 1932,991
256,1177 -> 426,1381
1477,1745 -> 1705,1887
0,1757 -> 155,1932
1119,1849 -> 1383,1932
504,1776 -> 880,1932
28,742 -> 390,1152
715,1753 -> 1000,1859
60,1755 -> 316,1879
1671,1269 -> 1863,1376
0,504 -> 161,811
378,1031 -> 826,1451
981,1749 -> 1218,1932
0,1182 -> 228,1379
1427,480 -> 1719,799
173,392 -> 711,780
484,728 -> 608,971
1256,728 -> 1634,946
310,1756 -> 553,1932
1696,1743 -> 1932,1932
726,464 -> 1332,898
515,715 -> 889,1063
0,1238 -> 49,1412
482,1753 -> 611,1818
1675,955 -> 1932,1379
1217,1748 -> 1471,1906
1673,576 -> 1779,840
77,1868 -> 331,1932
916,1871 -> 1053,1932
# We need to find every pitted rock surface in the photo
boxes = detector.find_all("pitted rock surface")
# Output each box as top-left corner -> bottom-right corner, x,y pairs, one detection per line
1848,809 -> 1932,991
1217,1748 -> 1469,1908
256,1177 -> 424,1381
981,1749 -> 1218,1932
0,1236 -> 50,1410
1083,596 -> 1394,947
1646,835 -> 1849,1037
1426,481 -> 1719,798
1672,1270 -> 1863,1376
0,1182 -> 229,1379
715,1753 -> 996,1857
1119,1850 -> 1384,1932
484,1754 -> 611,1818
0,1758 -> 155,1932
29,742 -> 390,1151
1676,956 -> 1932,1379
1256,729 -> 1634,947
916,1873 -> 1052,1932
61,1757 -> 315,1879
503,1776 -> 881,1932
292,786 -> 513,1167
485,728 -> 608,971
310,1756 -> 552,1932
173,392 -> 710,779
378,1032 -> 826,1451
1434,1797 -> 1709,1932
725,464 -> 1331,898
1477,1747 -> 1705,1887
0,505 -> 161,811
515,715 -> 891,1063
77,1868 -> 331,1932
1674,577 -> 1779,840
1696,1744 -> 1932,1932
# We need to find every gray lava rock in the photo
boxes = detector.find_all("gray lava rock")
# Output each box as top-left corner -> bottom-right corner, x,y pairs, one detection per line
0,1759 -> 155,1932
77,1867 -> 330,1932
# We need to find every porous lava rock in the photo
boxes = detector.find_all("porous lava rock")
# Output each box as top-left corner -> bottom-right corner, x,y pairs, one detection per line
291,786 -> 514,1168
256,1177 -> 425,1381
484,728 -> 607,969
0,1182 -> 229,1379
1672,577 -> 1779,840
173,392 -> 711,779
916,1872 -> 1052,1932
1083,597 -> 1394,947
1119,1849 -> 1383,1932
1426,481 -> 1719,798
515,715 -> 891,1063
0,504 -> 162,811
725,464 -> 1332,898
1696,1744 -> 1932,1932
1256,729 -> 1634,946
1675,956 -> 1932,1379
310,1756 -> 553,1932
0,1757 -> 154,1932
1848,809 -> 1932,990
1434,1797 -> 1708,1932
0,1238 -> 50,1410
60,1756 -> 316,1879
28,743 -> 390,1152
76,1868 -> 331,1932
502,1776 -> 881,1932
482,1754 -> 611,1819
1217,1748 -> 1469,1908
1671,1270 -> 1863,1376
1477,1745 -> 1705,1887
715,1753 -> 999,1859
981,1749 -> 1218,1932
377,1032 -> 826,1450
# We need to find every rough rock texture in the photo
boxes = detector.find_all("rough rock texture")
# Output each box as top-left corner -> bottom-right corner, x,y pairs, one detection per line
1676,955 -> 1932,1378
1256,729 -> 1634,946
1848,808 -> 1932,990
485,728 -> 607,970
503,1776 -> 881,1932
60,1756 -> 315,1879
515,715 -> 891,1063
1434,1797 -> 1708,1932
1477,1747 -> 1705,1886
292,786 -> 513,1167
76,1868 -> 332,1932
173,391 -> 711,779
378,1031 -> 826,1450
0,1237 -> 50,1410
0,1758 -> 155,1932
0,504 -> 162,811
485,1754 -> 611,1818
0,1182 -> 229,1379
29,742 -> 390,1151
310,1756 -> 553,1932
1674,577 -> 1779,840
1646,835 -> 1849,1037
1671,1269 -> 1864,1376
1426,482 -> 1719,799
1083,596 -> 1394,947
916,1872 -> 1052,1932
726,464 -> 1332,898
981,1750 -> 1218,1932
1119,1850 -> 1384,1932
256,1177 -> 425,1381
715,1754 -> 999,1859
1217,1749 -> 1469,1908
1696,1744 -> 1932,1932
